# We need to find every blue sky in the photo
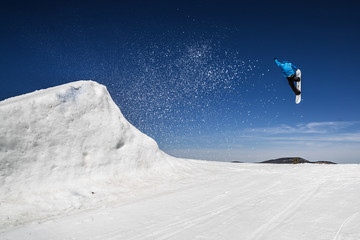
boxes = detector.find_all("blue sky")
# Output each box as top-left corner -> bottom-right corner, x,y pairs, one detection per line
1,0 -> 359,163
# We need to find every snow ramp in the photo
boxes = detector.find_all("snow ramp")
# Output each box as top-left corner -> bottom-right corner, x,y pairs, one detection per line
0,80 -> 192,228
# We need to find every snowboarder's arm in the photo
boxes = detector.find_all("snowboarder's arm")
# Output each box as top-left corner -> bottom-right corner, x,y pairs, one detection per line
274,58 -> 281,66
291,64 -> 298,70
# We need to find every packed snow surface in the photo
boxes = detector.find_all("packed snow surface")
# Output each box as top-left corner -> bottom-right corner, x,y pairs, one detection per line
2,163 -> 360,240
1,81 -> 360,240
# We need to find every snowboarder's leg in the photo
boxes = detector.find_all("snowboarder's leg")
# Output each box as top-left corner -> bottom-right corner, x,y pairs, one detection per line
287,76 -> 301,95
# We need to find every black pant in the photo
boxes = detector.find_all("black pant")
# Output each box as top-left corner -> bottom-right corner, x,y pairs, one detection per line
287,74 -> 301,95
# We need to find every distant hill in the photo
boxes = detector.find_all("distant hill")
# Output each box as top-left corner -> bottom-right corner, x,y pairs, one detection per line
260,157 -> 336,164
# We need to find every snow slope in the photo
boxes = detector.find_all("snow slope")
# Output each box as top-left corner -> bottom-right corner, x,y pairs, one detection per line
0,81 -> 192,229
2,162 -> 360,240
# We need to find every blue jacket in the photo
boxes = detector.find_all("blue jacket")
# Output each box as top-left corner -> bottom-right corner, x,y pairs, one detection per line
274,59 -> 298,77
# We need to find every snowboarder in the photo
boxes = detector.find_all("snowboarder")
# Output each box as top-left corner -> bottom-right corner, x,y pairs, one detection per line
274,58 -> 301,95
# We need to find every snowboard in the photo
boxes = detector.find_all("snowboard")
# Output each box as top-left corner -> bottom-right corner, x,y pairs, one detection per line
295,69 -> 301,104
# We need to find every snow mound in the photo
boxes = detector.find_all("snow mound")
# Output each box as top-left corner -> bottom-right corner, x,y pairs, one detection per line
0,81 -> 192,228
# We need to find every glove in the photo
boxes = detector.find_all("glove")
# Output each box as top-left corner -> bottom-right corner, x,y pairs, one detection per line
274,58 -> 277,60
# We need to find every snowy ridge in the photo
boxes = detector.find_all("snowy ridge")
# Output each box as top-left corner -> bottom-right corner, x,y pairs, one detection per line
0,81 -> 193,228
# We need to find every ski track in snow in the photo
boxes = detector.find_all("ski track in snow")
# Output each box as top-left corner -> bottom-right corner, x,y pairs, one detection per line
247,182 -> 323,240
333,211 -> 360,240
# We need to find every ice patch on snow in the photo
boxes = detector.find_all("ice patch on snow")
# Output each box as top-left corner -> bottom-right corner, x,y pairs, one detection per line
0,80 -> 193,229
